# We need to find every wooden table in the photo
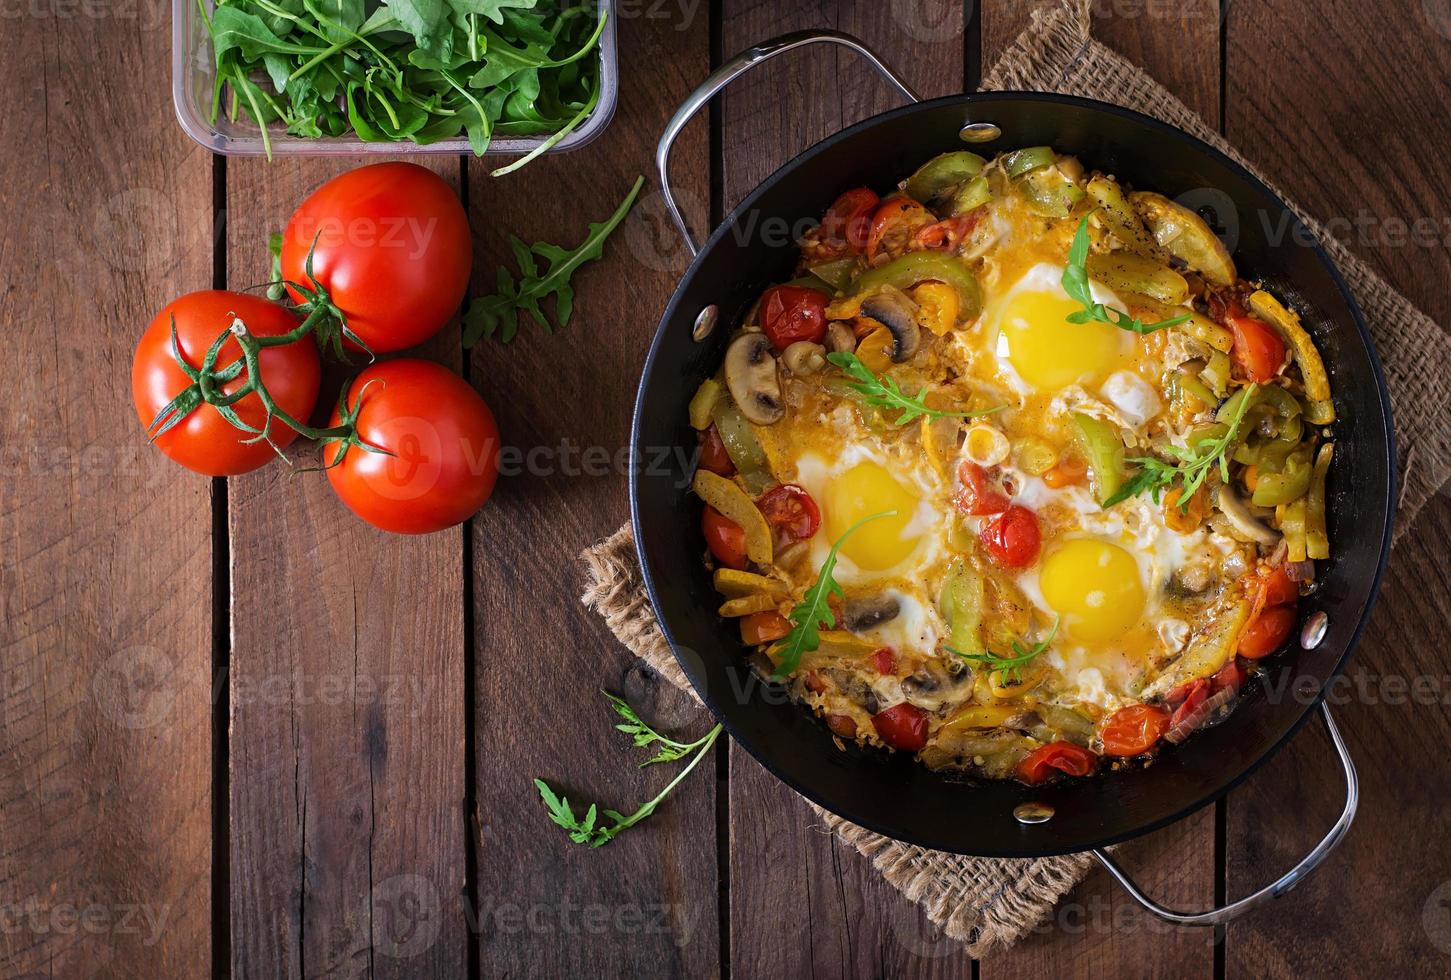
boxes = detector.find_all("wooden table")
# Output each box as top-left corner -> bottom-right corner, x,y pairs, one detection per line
4,1 -> 1449,976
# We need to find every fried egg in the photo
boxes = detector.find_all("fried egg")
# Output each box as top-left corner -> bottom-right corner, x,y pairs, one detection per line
986,262 -> 1135,396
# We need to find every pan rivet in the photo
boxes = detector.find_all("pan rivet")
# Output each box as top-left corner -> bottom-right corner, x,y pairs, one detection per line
692,305 -> 718,342
1301,611 -> 1328,650
1013,802 -> 1054,824
959,122 -> 1001,143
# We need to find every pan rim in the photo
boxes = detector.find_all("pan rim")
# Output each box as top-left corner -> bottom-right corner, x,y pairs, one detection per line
630,89 -> 1396,857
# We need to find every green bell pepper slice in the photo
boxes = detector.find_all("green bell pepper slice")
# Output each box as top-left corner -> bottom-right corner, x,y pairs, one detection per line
938,560 -> 984,654
1071,413 -> 1127,504
905,151 -> 986,208
850,252 -> 981,318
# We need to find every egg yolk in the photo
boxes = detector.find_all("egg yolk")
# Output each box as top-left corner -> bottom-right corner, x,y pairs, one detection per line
1039,538 -> 1146,641
1000,289 -> 1128,390
824,461 -> 920,571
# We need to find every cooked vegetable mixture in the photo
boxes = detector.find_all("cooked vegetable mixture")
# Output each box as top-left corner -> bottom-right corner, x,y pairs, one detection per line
688,147 -> 1334,785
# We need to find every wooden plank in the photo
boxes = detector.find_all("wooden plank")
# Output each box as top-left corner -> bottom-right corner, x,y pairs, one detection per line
1223,1 -> 1451,974
466,9 -> 720,977
978,2 -> 1220,975
225,158 -> 468,978
717,3 -> 975,976
0,6 -> 214,978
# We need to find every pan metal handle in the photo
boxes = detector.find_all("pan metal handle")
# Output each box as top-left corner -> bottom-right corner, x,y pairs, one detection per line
1093,701 -> 1358,927
655,30 -> 921,257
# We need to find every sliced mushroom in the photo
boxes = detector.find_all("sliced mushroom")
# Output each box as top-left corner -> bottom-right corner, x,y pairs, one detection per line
900,666 -> 971,712
723,332 -> 784,425
781,341 -> 827,376
842,595 -> 901,632
858,286 -> 921,362
1216,485 -> 1281,547
825,321 -> 856,354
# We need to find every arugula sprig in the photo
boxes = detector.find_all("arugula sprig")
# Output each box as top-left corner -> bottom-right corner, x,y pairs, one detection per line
463,176 -> 644,345
947,615 -> 1060,685
772,511 -> 896,678
1061,212 -> 1192,335
534,690 -> 723,849
1104,382 -> 1260,510
825,352 -> 1005,426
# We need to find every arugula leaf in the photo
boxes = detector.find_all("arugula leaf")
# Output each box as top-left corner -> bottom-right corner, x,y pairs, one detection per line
824,351 -> 1005,426
1103,382 -> 1260,510
463,175 -> 643,345
533,690 -> 723,849
1061,212 -> 1192,335
202,0 -> 605,166
773,511 -> 897,678
947,616 -> 1060,685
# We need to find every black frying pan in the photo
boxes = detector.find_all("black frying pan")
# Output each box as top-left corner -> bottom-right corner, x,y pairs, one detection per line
630,32 -> 1395,924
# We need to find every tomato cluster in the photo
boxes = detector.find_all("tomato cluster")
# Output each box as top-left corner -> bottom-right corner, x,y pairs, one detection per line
131,163 -> 498,535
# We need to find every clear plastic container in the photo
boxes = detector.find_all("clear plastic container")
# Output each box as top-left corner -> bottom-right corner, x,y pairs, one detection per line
172,1 -> 618,156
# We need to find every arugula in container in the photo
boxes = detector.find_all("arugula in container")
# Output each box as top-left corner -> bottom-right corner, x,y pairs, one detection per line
201,0 -> 608,165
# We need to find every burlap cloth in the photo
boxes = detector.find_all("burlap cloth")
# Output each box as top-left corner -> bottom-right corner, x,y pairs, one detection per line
581,0 -> 1451,956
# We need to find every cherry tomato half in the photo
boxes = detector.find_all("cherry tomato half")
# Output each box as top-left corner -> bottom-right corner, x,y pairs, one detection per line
757,483 -> 821,545
741,610 -> 791,646
702,506 -> 748,570
866,197 -> 932,260
1217,301 -> 1286,383
872,703 -> 929,752
1211,659 -> 1248,695
955,461 -> 1010,516
871,647 -> 897,675
323,359 -> 498,534
1238,604 -> 1297,659
759,284 -> 828,351
698,424 -> 735,476
1100,704 -> 1171,757
819,187 -> 880,254
980,505 -> 1041,568
1016,742 -> 1099,785
282,162 -> 471,353
132,290 -> 320,477
1258,563 -> 1300,608
914,212 -> 980,251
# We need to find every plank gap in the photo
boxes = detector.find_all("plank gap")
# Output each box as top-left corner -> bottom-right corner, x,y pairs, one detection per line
210,151 -> 233,980
458,150 -> 483,980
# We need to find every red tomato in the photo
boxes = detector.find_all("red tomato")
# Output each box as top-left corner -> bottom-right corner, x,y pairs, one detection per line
819,187 -> 880,254
322,359 -> 498,534
1238,605 -> 1297,659
1100,705 -> 1171,757
698,424 -> 735,476
757,484 -> 821,544
702,506 -> 748,570
759,285 -> 828,351
1168,678 -> 1210,730
872,703 -> 929,752
954,461 -> 1010,516
281,162 -> 471,353
1211,659 -> 1248,694
871,647 -> 897,675
1220,303 -> 1286,383
1258,563 -> 1299,608
980,505 -> 1041,568
866,197 -> 932,259
741,611 -> 791,646
1016,742 -> 1098,785
132,291 -> 320,477
914,211 -> 980,250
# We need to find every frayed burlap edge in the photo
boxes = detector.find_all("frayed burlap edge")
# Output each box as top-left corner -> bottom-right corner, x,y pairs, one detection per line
580,0 -> 1450,956
582,523 -> 1094,955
